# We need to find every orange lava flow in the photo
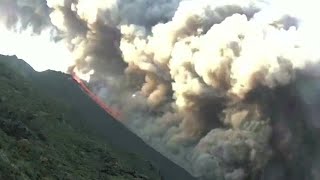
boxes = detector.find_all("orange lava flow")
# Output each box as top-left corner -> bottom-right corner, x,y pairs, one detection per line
71,72 -> 122,120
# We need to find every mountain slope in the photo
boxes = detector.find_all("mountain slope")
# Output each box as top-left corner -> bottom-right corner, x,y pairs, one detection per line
1,55 -> 196,180
0,57 -> 162,180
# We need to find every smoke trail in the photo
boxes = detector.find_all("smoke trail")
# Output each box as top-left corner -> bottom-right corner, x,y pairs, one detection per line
1,0 -> 320,179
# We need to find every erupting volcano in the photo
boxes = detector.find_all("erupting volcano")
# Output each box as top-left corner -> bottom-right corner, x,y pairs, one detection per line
1,0 -> 320,179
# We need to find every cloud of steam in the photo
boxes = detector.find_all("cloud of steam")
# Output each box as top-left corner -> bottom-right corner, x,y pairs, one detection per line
1,0 -> 320,179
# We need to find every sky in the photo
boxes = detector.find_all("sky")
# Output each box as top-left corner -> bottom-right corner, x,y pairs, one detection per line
0,24 -> 72,72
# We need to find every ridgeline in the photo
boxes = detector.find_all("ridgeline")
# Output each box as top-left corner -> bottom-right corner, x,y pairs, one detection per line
0,55 -> 195,180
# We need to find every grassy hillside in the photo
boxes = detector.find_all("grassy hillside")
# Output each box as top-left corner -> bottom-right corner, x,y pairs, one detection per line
0,58 -> 162,180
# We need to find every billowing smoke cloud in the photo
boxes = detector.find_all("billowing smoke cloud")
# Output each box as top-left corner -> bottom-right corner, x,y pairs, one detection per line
0,0 -> 50,33
1,0 -> 320,179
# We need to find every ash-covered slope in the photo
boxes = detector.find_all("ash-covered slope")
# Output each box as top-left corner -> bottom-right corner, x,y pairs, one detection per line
1,55 -> 196,180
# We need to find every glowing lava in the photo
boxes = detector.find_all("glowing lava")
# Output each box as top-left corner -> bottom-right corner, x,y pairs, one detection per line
71,71 -> 122,121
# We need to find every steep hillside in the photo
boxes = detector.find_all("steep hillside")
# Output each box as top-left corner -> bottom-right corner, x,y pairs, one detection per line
0,55 -> 196,180
0,57 -> 162,180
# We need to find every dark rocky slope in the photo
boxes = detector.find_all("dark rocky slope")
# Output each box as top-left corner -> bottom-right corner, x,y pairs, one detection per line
0,55 -> 195,180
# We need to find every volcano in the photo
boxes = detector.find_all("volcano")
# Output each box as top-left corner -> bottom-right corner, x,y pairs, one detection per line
1,55 -> 196,180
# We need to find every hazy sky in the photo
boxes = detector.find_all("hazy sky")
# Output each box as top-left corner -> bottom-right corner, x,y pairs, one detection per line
0,24 -> 72,72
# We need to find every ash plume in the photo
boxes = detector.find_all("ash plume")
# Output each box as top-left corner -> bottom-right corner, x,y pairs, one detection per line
0,0 -> 51,33
1,0 -> 320,179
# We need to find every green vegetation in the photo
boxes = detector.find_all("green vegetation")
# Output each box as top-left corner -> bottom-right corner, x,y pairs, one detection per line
0,58 -> 161,180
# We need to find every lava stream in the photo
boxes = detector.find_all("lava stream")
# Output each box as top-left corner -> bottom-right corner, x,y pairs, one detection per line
71,72 -> 122,121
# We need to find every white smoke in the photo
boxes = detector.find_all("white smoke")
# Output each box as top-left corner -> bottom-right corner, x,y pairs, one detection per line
1,0 -> 320,179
